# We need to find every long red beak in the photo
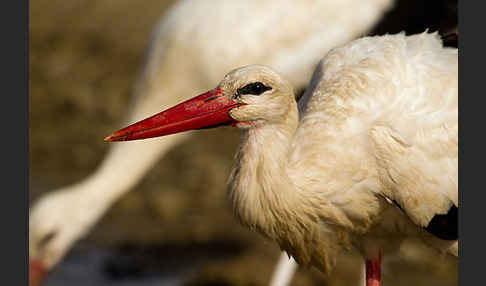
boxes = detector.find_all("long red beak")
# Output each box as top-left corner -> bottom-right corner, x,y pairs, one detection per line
104,88 -> 240,142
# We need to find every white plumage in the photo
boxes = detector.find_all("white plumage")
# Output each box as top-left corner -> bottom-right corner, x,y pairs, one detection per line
106,32 -> 457,285
230,32 -> 458,282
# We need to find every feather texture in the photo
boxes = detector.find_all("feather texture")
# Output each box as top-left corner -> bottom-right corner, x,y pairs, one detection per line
224,32 -> 458,273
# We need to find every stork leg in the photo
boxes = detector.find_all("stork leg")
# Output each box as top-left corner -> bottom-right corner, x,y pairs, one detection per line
269,253 -> 298,286
365,250 -> 382,286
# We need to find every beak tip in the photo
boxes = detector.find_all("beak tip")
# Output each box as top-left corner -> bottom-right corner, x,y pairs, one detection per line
29,259 -> 47,286
104,135 -> 114,142
104,134 -> 123,142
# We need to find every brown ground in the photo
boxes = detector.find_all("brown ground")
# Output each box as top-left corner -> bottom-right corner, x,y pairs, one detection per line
30,0 -> 457,285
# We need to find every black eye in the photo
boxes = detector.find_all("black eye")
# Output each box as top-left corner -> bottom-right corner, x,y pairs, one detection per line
236,82 -> 272,96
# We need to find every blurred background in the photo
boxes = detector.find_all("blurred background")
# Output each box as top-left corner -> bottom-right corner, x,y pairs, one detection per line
30,0 -> 457,285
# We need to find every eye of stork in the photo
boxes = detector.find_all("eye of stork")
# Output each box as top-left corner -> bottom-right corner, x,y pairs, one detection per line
236,82 -> 272,96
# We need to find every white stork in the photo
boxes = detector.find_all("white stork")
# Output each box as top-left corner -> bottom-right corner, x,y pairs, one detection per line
29,0 -> 394,284
105,32 -> 458,286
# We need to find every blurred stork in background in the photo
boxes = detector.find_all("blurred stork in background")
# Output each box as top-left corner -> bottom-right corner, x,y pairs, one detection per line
30,0 -> 459,285
29,0 -> 395,284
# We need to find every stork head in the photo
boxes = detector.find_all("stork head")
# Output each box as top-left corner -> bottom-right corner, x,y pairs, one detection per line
104,65 -> 295,142
220,65 -> 295,128
29,188 -> 100,285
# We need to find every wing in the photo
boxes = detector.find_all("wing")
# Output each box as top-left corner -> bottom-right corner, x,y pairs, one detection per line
370,124 -> 458,240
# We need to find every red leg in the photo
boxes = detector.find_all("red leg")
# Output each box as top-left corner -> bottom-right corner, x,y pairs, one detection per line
365,250 -> 382,286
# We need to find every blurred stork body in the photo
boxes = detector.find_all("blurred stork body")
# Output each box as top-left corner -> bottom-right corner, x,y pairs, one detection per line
106,32 -> 458,285
29,0 -> 394,282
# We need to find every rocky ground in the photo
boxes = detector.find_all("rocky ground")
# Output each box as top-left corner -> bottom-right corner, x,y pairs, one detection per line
30,0 -> 457,285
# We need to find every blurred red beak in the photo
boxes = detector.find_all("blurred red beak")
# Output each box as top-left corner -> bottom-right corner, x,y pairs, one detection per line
29,259 -> 47,286
104,88 -> 241,142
